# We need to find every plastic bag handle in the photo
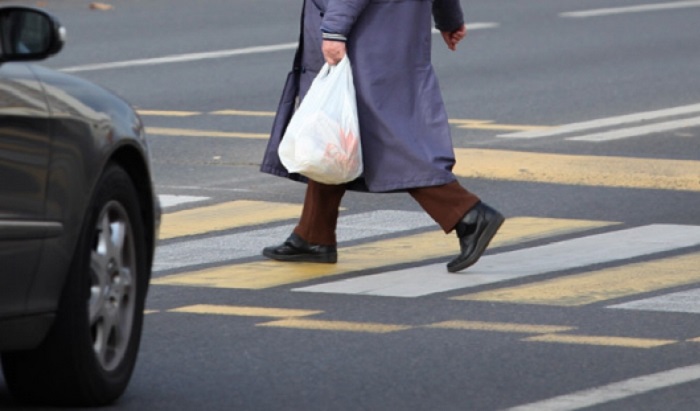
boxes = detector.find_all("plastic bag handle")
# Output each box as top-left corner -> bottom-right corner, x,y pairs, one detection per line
319,55 -> 349,79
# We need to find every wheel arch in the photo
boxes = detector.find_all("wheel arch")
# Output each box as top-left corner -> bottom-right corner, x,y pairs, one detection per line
109,145 -> 159,268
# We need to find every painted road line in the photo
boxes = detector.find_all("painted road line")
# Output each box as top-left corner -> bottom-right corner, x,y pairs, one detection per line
463,22 -> 500,31
146,127 -> 268,139
210,109 -> 276,117
561,0 -> 700,18
569,116 -> 700,142
59,22 -> 497,74
499,102 -> 700,139
169,304 -> 322,318
452,149 -> 700,192
609,284 -> 700,314
158,194 -> 209,209
159,200 -> 302,240
138,110 -> 201,117
289,218 -> 613,296
523,334 -> 676,349
451,225 -> 700,302
505,363 -> 700,411
450,119 -> 550,132
154,210 -> 435,272
153,217 -> 611,290
462,252 -> 700,306
59,42 -> 299,73
426,321 -> 574,334
432,23 -> 499,35
299,224 -> 698,298
257,318 -> 413,333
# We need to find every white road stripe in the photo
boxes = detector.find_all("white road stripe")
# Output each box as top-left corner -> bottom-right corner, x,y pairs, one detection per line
561,0 -> 700,18
432,22 -> 499,34
59,23 -> 497,73
609,288 -> 700,314
504,363 -> 700,411
158,195 -> 209,209
568,116 -> 700,141
59,43 -> 298,73
294,225 -> 700,297
499,103 -> 700,139
153,210 -> 434,272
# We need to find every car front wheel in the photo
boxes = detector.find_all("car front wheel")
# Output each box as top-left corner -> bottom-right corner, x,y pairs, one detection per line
2,164 -> 150,406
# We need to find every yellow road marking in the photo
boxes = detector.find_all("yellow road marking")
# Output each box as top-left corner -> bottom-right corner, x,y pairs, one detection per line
426,320 -> 575,334
257,318 -> 412,333
159,200 -> 302,240
160,306 -> 680,346
453,149 -> 700,192
169,304 -> 322,318
457,253 -> 700,306
146,127 -> 268,139
137,110 -> 201,117
152,217 -> 615,289
687,337 -> 700,343
210,109 -> 276,117
450,119 -> 550,132
524,334 -> 677,349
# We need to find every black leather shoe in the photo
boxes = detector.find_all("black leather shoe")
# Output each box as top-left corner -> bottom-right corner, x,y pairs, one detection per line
262,233 -> 338,263
447,202 -> 504,273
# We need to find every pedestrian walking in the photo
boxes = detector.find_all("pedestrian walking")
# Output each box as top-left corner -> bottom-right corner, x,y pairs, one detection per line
260,0 -> 504,272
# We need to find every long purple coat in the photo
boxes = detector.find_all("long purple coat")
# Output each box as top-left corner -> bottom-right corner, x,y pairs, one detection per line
260,0 -> 465,193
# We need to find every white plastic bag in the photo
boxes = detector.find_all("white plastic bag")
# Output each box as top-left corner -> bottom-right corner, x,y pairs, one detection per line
278,56 -> 363,185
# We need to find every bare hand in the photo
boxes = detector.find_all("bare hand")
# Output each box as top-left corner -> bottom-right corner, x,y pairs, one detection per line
441,24 -> 467,51
322,40 -> 346,65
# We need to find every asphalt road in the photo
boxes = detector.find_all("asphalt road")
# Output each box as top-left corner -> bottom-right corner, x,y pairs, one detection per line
2,0 -> 700,410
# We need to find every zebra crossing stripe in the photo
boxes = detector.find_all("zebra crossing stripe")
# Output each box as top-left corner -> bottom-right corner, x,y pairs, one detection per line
158,200 -> 302,240
498,102 -> 700,138
452,149 -> 700,192
505,363 -> 700,411
158,194 -> 209,209
460,251 -> 700,306
568,116 -> 700,142
152,216 -> 611,289
296,225 -> 700,298
154,210 -> 435,272
609,284 -> 700,314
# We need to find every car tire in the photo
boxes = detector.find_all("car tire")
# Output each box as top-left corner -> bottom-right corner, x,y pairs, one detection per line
1,164 -> 150,406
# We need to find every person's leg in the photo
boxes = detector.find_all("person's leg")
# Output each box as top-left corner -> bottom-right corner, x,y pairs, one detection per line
294,180 -> 346,245
408,181 -> 480,233
262,180 -> 345,263
409,181 -> 504,273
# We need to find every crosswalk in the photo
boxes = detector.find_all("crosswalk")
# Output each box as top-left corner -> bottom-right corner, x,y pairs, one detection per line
153,196 -> 700,315
146,104 -> 700,319
141,101 -> 700,144
498,102 -> 700,142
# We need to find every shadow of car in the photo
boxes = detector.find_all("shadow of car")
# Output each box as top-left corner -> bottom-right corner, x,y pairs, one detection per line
0,6 -> 160,406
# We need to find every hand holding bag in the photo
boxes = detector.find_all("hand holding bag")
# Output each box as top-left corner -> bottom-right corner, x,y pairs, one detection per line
278,56 -> 363,185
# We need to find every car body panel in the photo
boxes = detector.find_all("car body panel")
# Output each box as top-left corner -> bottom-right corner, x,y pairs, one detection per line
26,64 -> 155,317
0,63 -> 159,350
0,62 -> 52,317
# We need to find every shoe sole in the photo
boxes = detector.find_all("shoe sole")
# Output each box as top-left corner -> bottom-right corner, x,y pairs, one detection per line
447,213 -> 505,273
262,249 -> 338,264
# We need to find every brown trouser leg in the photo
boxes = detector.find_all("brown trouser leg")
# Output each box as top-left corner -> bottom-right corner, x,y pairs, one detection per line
293,180 -> 346,245
294,180 -> 479,245
409,181 -> 481,234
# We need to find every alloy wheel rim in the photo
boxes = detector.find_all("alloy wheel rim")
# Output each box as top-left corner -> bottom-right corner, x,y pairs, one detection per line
89,200 -> 137,372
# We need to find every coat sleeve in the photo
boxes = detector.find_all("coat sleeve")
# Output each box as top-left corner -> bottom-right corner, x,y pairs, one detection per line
432,0 -> 465,32
320,0 -> 372,40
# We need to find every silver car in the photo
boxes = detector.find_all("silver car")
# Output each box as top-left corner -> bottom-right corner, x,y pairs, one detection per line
0,6 -> 160,406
